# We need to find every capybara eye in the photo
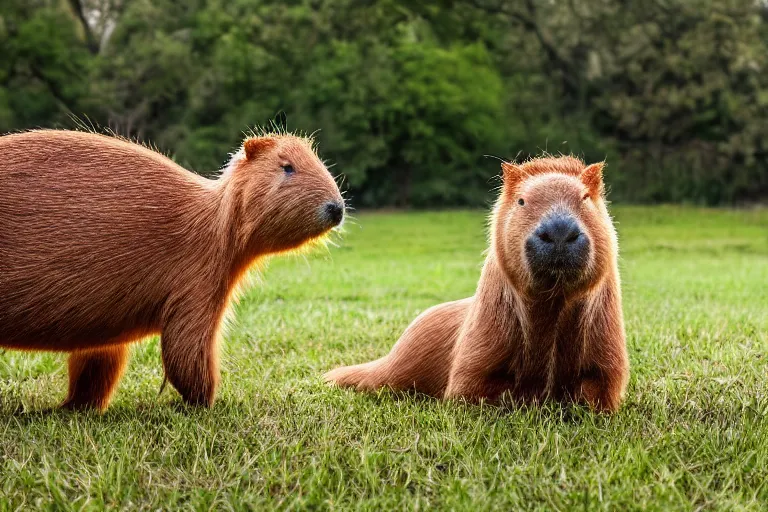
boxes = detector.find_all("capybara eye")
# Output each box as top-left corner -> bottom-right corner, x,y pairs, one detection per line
282,164 -> 295,175
518,198 -> 525,206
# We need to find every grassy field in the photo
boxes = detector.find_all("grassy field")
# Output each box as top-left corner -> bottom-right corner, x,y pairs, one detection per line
1,206 -> 767,510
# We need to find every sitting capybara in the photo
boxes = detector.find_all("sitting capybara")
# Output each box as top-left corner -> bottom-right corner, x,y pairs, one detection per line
0,129 -> 343,410
325,156 -> 628,412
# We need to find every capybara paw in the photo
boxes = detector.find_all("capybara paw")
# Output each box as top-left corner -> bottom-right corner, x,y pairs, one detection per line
578,379 -> 621,413
323,366 -> 371,390
444,376 -> 514,404
165,372 -> 217,407
179,391 -> 215,408
60,397 -> 108,413
323,366 -> 356,387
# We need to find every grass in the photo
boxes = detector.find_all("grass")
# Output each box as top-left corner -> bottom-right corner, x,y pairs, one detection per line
1,206 -> 767,510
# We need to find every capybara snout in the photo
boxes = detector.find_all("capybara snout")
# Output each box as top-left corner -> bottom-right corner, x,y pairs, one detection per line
321,200 -> 345,227
525,211 -> 590,281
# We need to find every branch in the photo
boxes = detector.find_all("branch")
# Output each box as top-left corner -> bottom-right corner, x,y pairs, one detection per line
29,64 -> 75,113
462,0 -> 581,96
67,0 -> 99,54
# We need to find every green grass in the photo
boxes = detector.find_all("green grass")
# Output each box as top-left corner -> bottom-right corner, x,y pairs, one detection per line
1,206 -> 767,510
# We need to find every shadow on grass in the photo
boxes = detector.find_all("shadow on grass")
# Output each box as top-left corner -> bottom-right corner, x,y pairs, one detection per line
0,395 -> 254,424
340,385 -> 600,426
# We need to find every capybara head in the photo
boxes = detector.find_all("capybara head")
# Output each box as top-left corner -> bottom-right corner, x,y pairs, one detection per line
224,133 -> 344,252
493,156 -> 617,296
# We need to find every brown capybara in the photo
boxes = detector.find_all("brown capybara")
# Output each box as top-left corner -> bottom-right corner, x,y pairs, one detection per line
0,129 -> 343,410
325,156 -> 628,412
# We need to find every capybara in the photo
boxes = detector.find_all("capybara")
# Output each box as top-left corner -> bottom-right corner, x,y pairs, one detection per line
325,156 -> 628,412
0,129 -> 343,410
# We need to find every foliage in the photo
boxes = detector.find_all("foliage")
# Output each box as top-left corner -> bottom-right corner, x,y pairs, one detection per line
1,0 -> 767,205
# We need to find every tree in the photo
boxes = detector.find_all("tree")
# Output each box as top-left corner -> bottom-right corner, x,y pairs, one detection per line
1,0 -> 766,205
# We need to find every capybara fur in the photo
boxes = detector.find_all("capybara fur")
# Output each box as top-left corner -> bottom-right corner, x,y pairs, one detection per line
325,156 -> 629,412
0,129 -> 343,410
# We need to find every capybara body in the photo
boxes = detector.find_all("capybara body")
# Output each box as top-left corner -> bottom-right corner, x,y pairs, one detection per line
0,129 -> 343,410
325,156 -> 628,412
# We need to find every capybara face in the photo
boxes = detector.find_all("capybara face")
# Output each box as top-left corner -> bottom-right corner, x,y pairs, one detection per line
227,134 -> 344,252
494,157 -> 616,296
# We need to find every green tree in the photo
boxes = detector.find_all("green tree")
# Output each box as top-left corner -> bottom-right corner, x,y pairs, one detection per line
1,0 -> 766,205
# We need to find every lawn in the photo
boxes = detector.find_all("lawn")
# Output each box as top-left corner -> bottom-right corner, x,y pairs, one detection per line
1,206 -> 767,510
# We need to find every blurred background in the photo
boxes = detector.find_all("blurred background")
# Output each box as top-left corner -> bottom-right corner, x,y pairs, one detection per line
1,0 -> 767,208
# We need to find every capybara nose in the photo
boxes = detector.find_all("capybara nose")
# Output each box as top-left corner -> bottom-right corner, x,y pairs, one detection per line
536,215 -> 582,248
324,201 -> 344,226
525,214 -> 589,275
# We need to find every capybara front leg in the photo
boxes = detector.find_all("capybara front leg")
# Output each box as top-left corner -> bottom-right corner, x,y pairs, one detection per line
62,344 -> 130,411
575,282 -> 629,413
161,317 -> 220,407
444,334 -> 517,403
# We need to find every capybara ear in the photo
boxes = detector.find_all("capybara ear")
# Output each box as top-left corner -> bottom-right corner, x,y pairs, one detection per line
501,161 -> 526,187
581,162 -> 605,198
243,137 -> 277,161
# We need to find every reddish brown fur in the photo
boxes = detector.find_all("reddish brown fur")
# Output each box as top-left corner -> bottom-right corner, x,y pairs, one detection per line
0,129 -> 342,410
325,156 -> 629,412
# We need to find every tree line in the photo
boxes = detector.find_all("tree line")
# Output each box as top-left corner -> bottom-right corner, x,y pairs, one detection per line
1,0 -> 767,206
